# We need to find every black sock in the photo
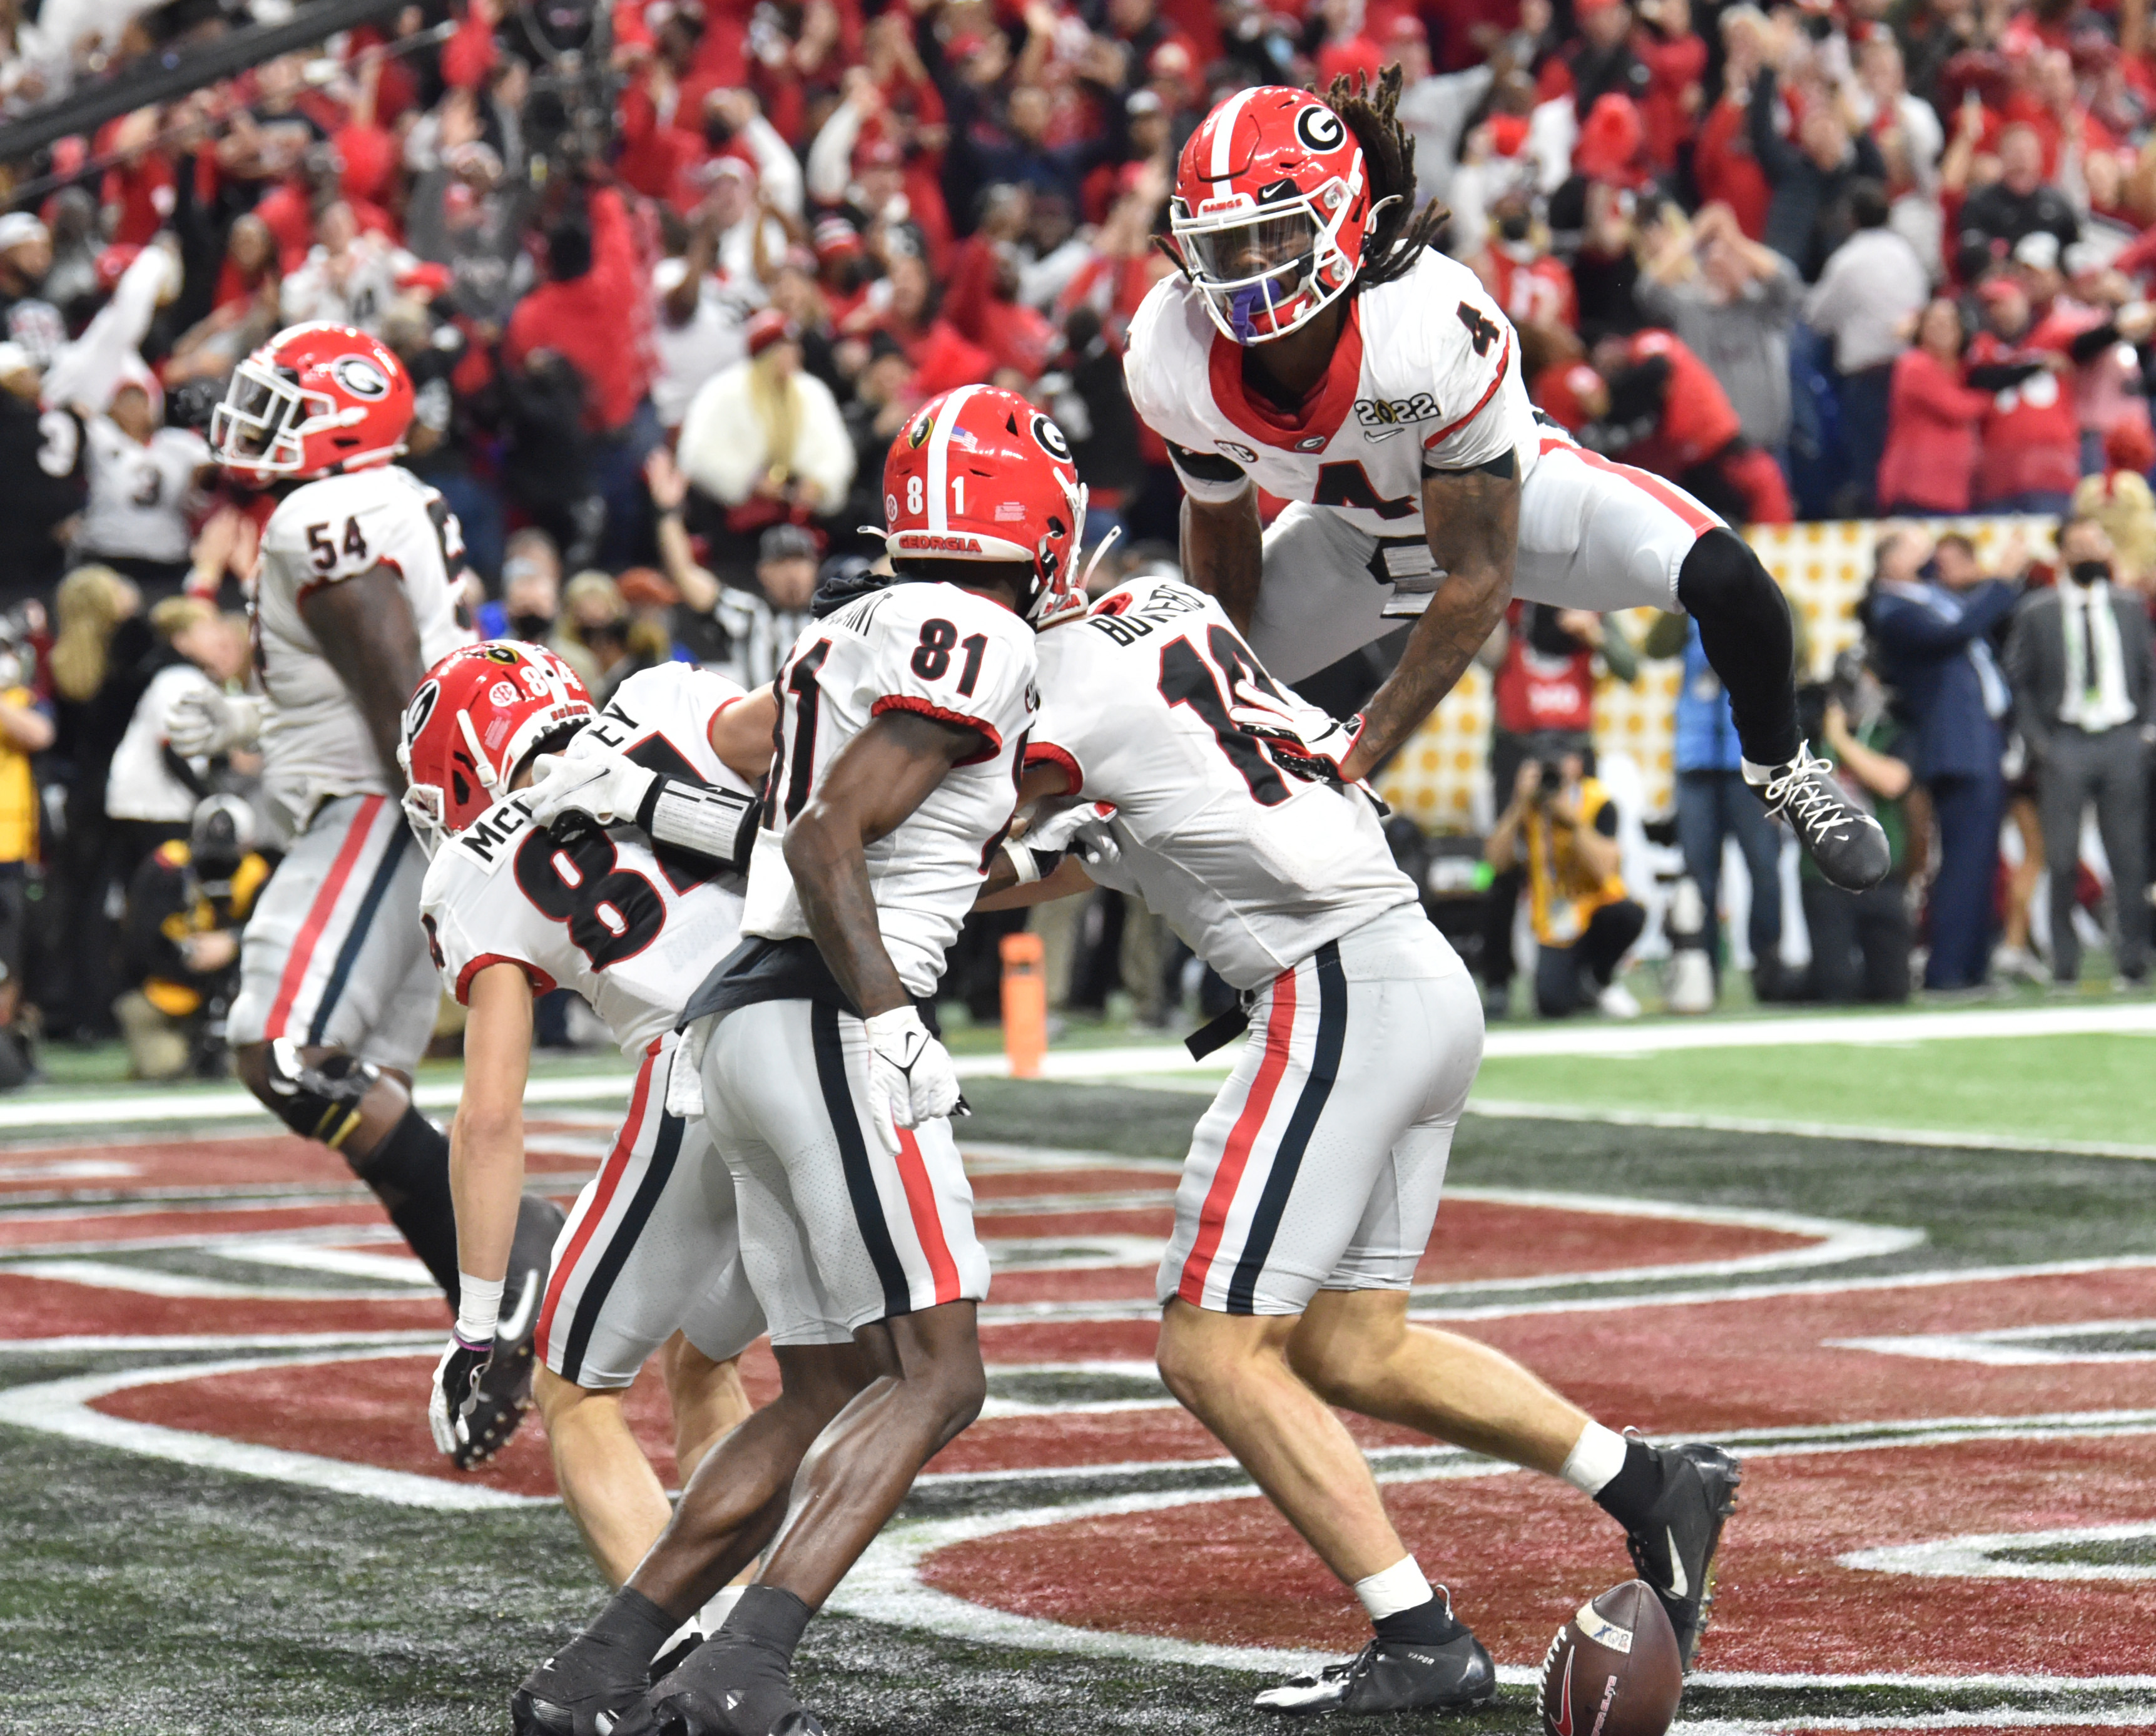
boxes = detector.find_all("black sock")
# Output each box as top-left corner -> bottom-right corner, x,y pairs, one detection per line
348,1105 -> 460,1308
1373,1595 -> 1465,1648
1677,529 -> 1802,769
716,1584 -> 815,1665
590,1586 -> 679,1665
1592,1437 -> 1668,1532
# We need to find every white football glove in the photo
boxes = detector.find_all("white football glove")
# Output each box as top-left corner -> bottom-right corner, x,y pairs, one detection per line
522,746 -> 658,833
1004,799 -> 1113,884
167,687 -> 263,756
862,1006 -> 964,1156
427,1329 -> 492,1463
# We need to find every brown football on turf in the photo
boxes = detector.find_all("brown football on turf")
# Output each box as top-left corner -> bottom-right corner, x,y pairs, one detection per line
1537,1580 -> 1684,1736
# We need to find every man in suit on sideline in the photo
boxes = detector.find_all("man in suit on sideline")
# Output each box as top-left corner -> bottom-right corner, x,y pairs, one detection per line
2005,516 -> 2156,988
1866,528 -> 2020,991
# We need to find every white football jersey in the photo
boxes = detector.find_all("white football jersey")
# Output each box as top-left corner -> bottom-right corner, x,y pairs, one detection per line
74,418 -> 209,564
1126,250 -> 1540,571
743,580 -> 1037,999
253,465 -> 472,825
420,664 -> 755,1054
1032,576 -> 1425,991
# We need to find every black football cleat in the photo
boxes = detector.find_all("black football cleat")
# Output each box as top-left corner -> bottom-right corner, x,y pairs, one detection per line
459,1193 -> 568,1468
1623,1440 -> 1742,1670
512,1628 -> 657,1736
1254,1630 -> 1497,1717
1749,746 -> 1891,891
646,1633 -> 826,1736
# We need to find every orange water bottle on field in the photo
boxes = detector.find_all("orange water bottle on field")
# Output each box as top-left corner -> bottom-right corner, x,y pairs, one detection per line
1000,931 -> 1047,1080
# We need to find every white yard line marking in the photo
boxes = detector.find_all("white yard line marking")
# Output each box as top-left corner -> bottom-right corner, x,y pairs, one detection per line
1677,1710 -> 2156,1732
1,1348 -> 544,1509
1831,1319 -> 2156,1368
0,1259 -> 409,1301
950,1003 -> 2156,1091
1843,1521 -> 2156,1585
1464,1098 -> 2156,1163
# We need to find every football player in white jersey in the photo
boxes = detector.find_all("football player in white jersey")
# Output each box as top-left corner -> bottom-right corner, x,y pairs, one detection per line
510,387 -> 1084,1736
402,641 -> 794,1611
989,575 -> 1738,1710
175,322 -> 562,1450
1129,70 -> 1889,893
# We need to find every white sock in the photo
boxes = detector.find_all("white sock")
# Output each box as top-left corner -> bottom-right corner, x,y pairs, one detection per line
700,1584 -> 747,1633
1353,1555 -> 1435,1622
1560,1421 -> 1630,1497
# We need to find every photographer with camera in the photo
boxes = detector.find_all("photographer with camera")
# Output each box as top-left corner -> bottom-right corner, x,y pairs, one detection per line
1794,656 -> 1914,1003
1487,738 -> 1647,1018
116,795 -> 268,1082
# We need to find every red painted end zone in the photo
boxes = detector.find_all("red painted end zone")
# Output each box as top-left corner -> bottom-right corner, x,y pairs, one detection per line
917,1434 -> 2156,1677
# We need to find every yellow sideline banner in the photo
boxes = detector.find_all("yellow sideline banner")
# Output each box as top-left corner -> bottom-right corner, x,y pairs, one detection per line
1375,516 -> 2057,831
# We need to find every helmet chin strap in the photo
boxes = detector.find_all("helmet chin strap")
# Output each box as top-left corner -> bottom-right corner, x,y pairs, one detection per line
455,708 -> 503,794
1077,524 -> 1122,595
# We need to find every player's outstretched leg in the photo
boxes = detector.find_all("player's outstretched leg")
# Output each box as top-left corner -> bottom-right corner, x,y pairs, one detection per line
1156,1302 -> 1497,1717
235,1038 -> 562,1458
642,1302 -> 987,1736
512,1344 -> 874,1736
1677,528 -> 1890,891
1288,1288 -> 1740,1669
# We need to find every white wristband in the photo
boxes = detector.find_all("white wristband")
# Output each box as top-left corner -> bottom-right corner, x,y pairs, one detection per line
646,779 -> 759,872
454,1272 -> 504,1345
1001,839 -> 1047,885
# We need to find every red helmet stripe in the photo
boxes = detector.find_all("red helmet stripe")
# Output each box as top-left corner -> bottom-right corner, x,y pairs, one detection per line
923,381 -> 981,535
1208,86 -> 1258,182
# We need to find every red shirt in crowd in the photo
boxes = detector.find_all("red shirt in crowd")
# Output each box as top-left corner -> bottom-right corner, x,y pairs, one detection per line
1472,245 -> 1578,332
1692,94 -> 1772,240
502,187 -> 654,432
1875,347 -> 1997,513
1493,601 -> 1598,735
1621,329 -> 1741,472
1967,322 -> 2082,504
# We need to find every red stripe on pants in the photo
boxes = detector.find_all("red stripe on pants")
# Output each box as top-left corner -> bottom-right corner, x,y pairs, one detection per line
537,1039 -> 659,1364
1177,966 -> 1298,1305
263,795 -> 385,1039
893,1128 -> 962,1305
1540,437 -> 1719,537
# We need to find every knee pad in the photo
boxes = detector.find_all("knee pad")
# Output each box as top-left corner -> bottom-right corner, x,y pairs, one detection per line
261,1038 -> 379,1148
1675,527 -> 1775,616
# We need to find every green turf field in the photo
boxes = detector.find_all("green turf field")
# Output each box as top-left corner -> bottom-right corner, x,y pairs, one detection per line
3,1013 -> 2153,1733
1472,1029 -> 2156,1152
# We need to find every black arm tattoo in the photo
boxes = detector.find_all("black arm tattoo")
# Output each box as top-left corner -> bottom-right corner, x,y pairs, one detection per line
1343,466 -> 1520,780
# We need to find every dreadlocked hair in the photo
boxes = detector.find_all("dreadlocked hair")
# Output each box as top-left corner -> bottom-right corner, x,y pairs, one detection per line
1321,65 -> 1450,292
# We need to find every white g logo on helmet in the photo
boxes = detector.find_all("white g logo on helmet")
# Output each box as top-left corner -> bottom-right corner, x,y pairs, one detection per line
1030,413 -> 1072,462
330,355 -> 391,400
1295,105 -> 1346,153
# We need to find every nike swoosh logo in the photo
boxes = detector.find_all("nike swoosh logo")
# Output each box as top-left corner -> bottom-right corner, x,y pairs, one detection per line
1553,1651 -> 1574,1736
497,1269 -> 541,1343
1665,1526 -> 1689,1598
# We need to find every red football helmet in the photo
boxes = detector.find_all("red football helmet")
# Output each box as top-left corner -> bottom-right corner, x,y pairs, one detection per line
398,641 -> 595,854
882,384 -> 1090,627
1171,86 -> 1373,344
209,321 -> 415,484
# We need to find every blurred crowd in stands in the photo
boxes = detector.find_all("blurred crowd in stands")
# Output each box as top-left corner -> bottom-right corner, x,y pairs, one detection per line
4,0 -> 2156,1063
